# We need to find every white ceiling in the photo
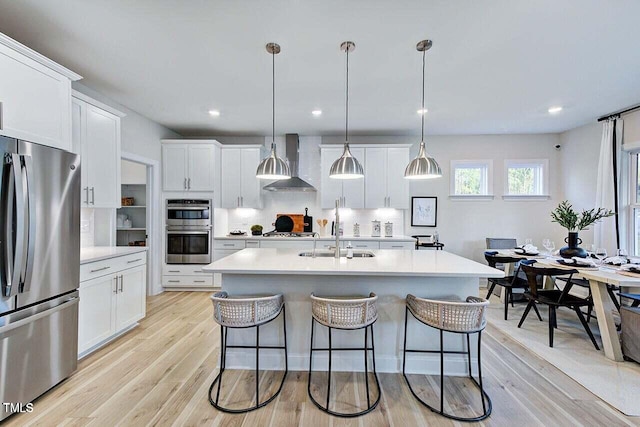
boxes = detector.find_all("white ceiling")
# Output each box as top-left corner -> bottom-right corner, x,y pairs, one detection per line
1,0 -> 639,137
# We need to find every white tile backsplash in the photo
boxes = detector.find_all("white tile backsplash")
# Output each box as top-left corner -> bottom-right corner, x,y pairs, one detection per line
80,208 -> 95,247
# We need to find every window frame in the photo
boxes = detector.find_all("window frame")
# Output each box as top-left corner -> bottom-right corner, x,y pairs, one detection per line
449,159 -> 494,199
503,158 -> 550,199
628,151 -> 640,256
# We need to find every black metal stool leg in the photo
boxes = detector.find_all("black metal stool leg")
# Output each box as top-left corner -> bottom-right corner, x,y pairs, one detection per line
364,325 -> 371,408
478,331 -> 487,414
255,324 -> 260,407
326,326 -> 332,411
440,329 -> 444,414
402,307 -> 409,376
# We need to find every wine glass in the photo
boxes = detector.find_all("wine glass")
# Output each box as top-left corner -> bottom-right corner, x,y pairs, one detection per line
544,240 -> 555,257
595,248 -> 608,266
617,248 -> 629,264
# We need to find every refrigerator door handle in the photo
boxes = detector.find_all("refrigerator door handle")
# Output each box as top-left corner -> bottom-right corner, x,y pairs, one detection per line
0,297 -> 79,336
3,154 -> 27,298
21,155 -> 36,292
2,154 -> 15,297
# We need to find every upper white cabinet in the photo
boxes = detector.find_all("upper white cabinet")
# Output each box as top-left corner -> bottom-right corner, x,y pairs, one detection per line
162,141 -> 219,192
320,146 -> 365,209
72,93 -> 123,208
0,33 -> 81,151
364,146 -> 410,209
221,146 -> 262,208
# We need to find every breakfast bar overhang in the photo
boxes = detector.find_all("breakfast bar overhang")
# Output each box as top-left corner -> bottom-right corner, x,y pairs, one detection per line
203,249 -> 504,374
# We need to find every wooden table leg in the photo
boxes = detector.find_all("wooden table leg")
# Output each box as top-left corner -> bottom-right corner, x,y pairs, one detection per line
590,279 -> 623,361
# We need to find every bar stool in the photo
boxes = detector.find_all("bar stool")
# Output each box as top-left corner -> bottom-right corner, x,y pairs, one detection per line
208,292 -> 287,413
308,293 -> 381,418
403,294 -> 492,422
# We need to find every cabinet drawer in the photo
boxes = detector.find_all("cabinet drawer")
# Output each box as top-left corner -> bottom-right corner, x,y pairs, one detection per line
163,265 -> 211,276
214,240 -> 246,250
345,241 -> 379,250
81,252 -> 146,282
246,240 -> 260,248
163,275 -> 213,288
379,241 -> 414,250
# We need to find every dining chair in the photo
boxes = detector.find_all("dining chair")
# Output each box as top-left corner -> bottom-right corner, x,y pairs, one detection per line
518,263 -> 599,350
485,238 -> 518,250
484,252 -> 540,321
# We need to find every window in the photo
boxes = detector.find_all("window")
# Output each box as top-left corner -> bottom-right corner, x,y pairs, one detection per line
450,160 -> 493,197
504,159 -> 549,197
630,153 -> 640,256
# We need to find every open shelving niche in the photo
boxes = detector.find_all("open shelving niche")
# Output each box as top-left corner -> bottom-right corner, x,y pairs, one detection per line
117,183 -> 147,247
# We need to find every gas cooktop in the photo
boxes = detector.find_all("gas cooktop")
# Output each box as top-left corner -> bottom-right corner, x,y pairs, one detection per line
262,231 -> 316,238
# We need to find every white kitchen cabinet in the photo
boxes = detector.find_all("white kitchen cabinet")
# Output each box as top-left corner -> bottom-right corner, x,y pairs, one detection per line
364,146 -> 410,209
115,265 -> 146,331
0,34 -> 81,151
379,241 -> 414,250
221,146 -> 262,208
72,93 -> 123,208
161,141 -> 219,192
162,263 -> 216,289
78,252 -> 147,357
259,240 -> 313,249
320,146 -> 365,209
78,274 -> 117,354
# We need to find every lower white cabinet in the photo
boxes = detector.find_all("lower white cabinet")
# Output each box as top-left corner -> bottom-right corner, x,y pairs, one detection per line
162,264 -> 217,289
78,254 -> 147,357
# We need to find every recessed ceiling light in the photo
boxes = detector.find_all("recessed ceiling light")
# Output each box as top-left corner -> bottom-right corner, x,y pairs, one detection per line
312,110 -> 322,116
417,108 -> 428,115
548,106 -> 563,114
208,110 -> 221,117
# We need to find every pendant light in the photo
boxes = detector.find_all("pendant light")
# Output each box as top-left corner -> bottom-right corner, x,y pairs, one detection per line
404,40 -> 442,179
256,42 -> 291,180
329,41 -> 364,179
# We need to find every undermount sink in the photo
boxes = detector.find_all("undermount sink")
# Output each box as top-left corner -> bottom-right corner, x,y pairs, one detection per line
298,249 -> 375,258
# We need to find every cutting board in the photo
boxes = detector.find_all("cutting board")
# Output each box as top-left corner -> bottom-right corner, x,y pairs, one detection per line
277,214 -> 305,233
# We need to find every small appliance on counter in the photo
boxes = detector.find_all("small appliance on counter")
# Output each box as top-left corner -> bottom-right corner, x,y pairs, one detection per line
384,222 -> 393,237
371,220 -> 381,237
304,207 -> 313,233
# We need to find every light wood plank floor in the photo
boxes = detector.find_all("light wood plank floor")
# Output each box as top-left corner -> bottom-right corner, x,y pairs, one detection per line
6,292 -> 639,427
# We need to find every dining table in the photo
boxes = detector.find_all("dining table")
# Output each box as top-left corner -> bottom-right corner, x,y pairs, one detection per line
495,249 -> 640,361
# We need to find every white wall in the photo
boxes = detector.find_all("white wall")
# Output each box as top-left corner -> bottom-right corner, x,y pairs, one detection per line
73,82 -> 181,160
121,159 -> 147,184
217,133 -> 566,262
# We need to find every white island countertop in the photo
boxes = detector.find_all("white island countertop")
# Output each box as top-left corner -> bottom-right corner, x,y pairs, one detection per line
80,246 -> 148,264
213,235 -> 416,241
202,248 -> 503,278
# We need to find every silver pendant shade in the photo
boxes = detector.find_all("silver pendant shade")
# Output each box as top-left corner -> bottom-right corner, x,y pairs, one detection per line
330,41 -> 364,180
256,142 -> 290,179
404,39 -> 442,179
329,143 -> 364,179
256,42 -> 291,180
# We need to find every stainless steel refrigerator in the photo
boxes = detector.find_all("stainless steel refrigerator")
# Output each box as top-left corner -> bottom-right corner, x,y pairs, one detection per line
0,136 -> 80,421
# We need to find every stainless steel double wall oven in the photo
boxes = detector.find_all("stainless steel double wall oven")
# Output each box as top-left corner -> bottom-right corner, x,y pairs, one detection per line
165,199 -> 212,264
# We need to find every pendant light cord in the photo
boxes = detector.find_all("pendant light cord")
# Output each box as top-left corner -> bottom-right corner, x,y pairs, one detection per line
421,49 -> 425,143
272,49 -> 275,144
345,47 -> 349,143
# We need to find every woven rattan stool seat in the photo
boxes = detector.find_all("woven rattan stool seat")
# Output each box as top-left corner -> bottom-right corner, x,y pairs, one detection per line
406,295 -> 489,333
211,292 -> 283,328
310,293 -> 378,329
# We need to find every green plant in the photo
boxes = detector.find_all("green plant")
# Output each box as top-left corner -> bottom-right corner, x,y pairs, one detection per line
250,224 -> 263,232
551,200 -> 614,231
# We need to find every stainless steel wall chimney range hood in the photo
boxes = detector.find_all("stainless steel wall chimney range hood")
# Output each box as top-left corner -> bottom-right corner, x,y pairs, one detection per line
263,134 -> 317,192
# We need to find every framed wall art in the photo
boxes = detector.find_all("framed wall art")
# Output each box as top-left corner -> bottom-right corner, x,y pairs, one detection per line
411,196 -> 437,227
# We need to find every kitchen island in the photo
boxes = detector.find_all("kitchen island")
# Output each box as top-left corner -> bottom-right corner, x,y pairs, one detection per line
202,248 -> 503,374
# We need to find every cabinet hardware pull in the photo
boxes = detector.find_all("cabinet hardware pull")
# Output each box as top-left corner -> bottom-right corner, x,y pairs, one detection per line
194,280 -> 206,283
127,258 -> 142,263
90,187 -> 95,205
168,270 -> 180,273
188,178 -> 191,189
193,270 -> 203,273
119,275 -> 123,292
113,276 -> 118,294
168,280 -> 180,283
184,178 -> 187,189
84,187 -> 89,204
90,266 -> 110,273
392,245 -> 403,248
223,244 -> 234,247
